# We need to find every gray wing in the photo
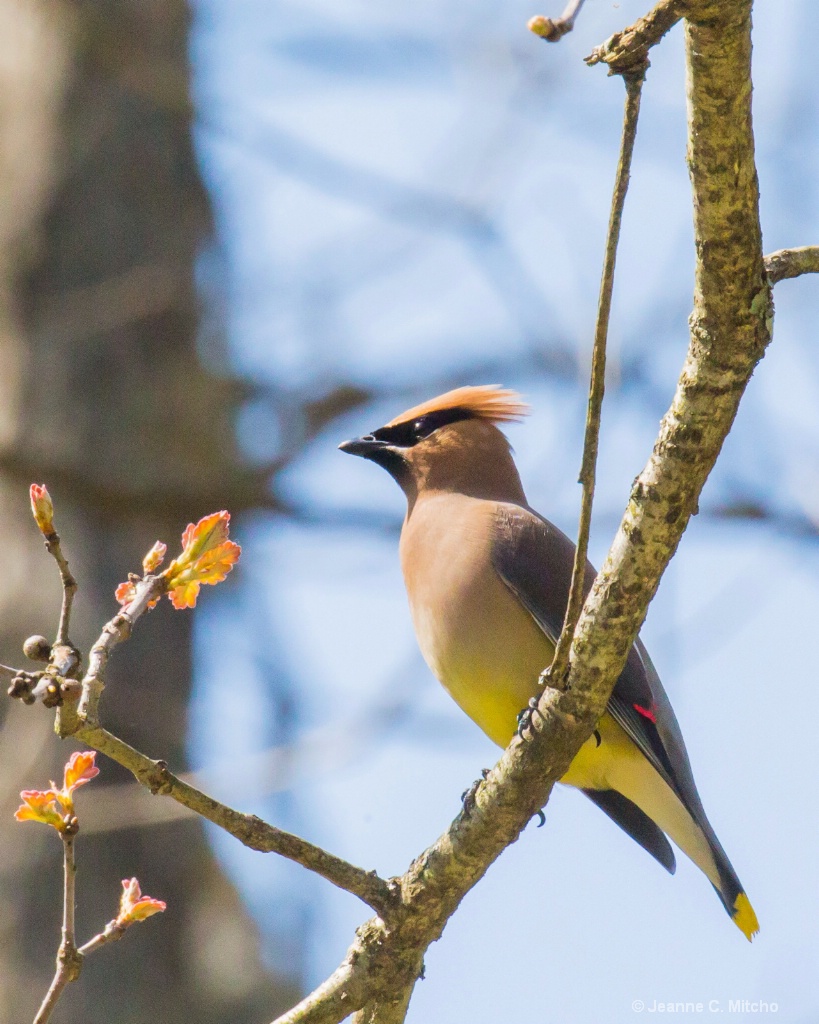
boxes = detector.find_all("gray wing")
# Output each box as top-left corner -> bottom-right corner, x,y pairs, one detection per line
490,502 -> 731,878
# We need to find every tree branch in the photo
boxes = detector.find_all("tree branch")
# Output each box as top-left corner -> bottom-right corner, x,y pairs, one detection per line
69,723 -> 395,918
585,0 -> 687,74
73,575 -> 168,727
41,529 -> 77,648
764,246 -> 819,284
351,985 -> 416,1024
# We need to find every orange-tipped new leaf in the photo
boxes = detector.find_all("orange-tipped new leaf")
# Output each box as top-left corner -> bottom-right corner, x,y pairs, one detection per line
162,511 -> 241,609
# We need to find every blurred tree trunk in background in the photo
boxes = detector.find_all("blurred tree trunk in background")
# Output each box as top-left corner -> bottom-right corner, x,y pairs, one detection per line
0,1 -> 299,1020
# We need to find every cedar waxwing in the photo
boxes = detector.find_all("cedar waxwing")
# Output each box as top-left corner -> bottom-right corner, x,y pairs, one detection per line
340,385 -> 758,941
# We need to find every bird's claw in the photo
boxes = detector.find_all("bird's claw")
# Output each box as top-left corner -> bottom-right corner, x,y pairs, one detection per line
461,768 -> 490,816
516,696 -> 541,738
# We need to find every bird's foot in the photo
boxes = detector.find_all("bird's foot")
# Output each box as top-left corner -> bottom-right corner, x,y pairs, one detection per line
532,809 -> 546,828
516,696 -> 541,738
461,768 -> 490,816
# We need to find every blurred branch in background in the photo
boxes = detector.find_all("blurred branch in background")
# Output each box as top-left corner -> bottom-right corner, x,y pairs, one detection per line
197,111 -> 564,351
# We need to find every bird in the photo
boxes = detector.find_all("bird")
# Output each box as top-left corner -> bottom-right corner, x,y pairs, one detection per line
339,384 -> 758,941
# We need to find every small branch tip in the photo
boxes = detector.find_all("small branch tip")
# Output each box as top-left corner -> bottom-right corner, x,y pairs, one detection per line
528,0 -> 586,43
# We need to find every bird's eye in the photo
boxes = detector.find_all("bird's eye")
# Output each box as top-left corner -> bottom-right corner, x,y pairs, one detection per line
414,417 -> 438,440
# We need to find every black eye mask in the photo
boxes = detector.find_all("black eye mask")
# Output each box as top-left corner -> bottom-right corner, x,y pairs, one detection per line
371,407 -> 473,448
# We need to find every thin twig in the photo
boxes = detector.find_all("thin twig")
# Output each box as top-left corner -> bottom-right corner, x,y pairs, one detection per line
764,246 -> 819,285
543,65 -> 647,690
270,960 -> 365,1024
78,920 -> 128,957
585,0 -> 686,75
33,832 -> 83,1024
528,0 -> 586,43
72,574 -> 167,728
42,530 -> 77,647
62,833 -> 77,952
32,962 -> 72,1024
70,723 -> 394,918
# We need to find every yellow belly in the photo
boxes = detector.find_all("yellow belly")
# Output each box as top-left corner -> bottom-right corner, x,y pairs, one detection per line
440,645 -> 720,891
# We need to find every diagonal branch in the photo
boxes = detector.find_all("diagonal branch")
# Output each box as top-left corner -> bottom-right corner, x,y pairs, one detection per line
271,961 -> 365,1024
585,0 -> 687,74
70,576 -> 166,726
68,723 -> 395,918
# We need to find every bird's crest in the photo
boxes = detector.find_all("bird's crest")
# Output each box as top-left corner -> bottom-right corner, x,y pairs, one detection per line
386,385 -> 529,427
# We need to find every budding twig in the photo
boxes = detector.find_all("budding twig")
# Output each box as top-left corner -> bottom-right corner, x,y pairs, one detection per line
62,832 -> 78,953
528,0 -> 586,43
78,923 -> 127,957
25,488 -> 82,706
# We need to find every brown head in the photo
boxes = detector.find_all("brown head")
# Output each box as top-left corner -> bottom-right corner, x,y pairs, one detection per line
339,385 -> 530,508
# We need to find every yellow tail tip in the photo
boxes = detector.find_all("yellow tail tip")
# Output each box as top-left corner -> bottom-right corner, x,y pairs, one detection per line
733,893 -> 760,942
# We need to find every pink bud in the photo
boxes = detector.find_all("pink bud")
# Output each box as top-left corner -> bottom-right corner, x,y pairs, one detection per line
29,484 -> 54,535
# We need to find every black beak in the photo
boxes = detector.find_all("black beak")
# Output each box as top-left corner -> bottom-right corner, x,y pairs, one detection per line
339,434 -> 407,483
338,435 -> 389,459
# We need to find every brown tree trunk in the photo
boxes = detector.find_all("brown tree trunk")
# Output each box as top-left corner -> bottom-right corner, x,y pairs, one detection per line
0,1 -> 299,1020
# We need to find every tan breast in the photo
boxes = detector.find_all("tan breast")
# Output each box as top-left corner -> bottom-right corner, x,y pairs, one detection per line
400,493 -> 555,746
